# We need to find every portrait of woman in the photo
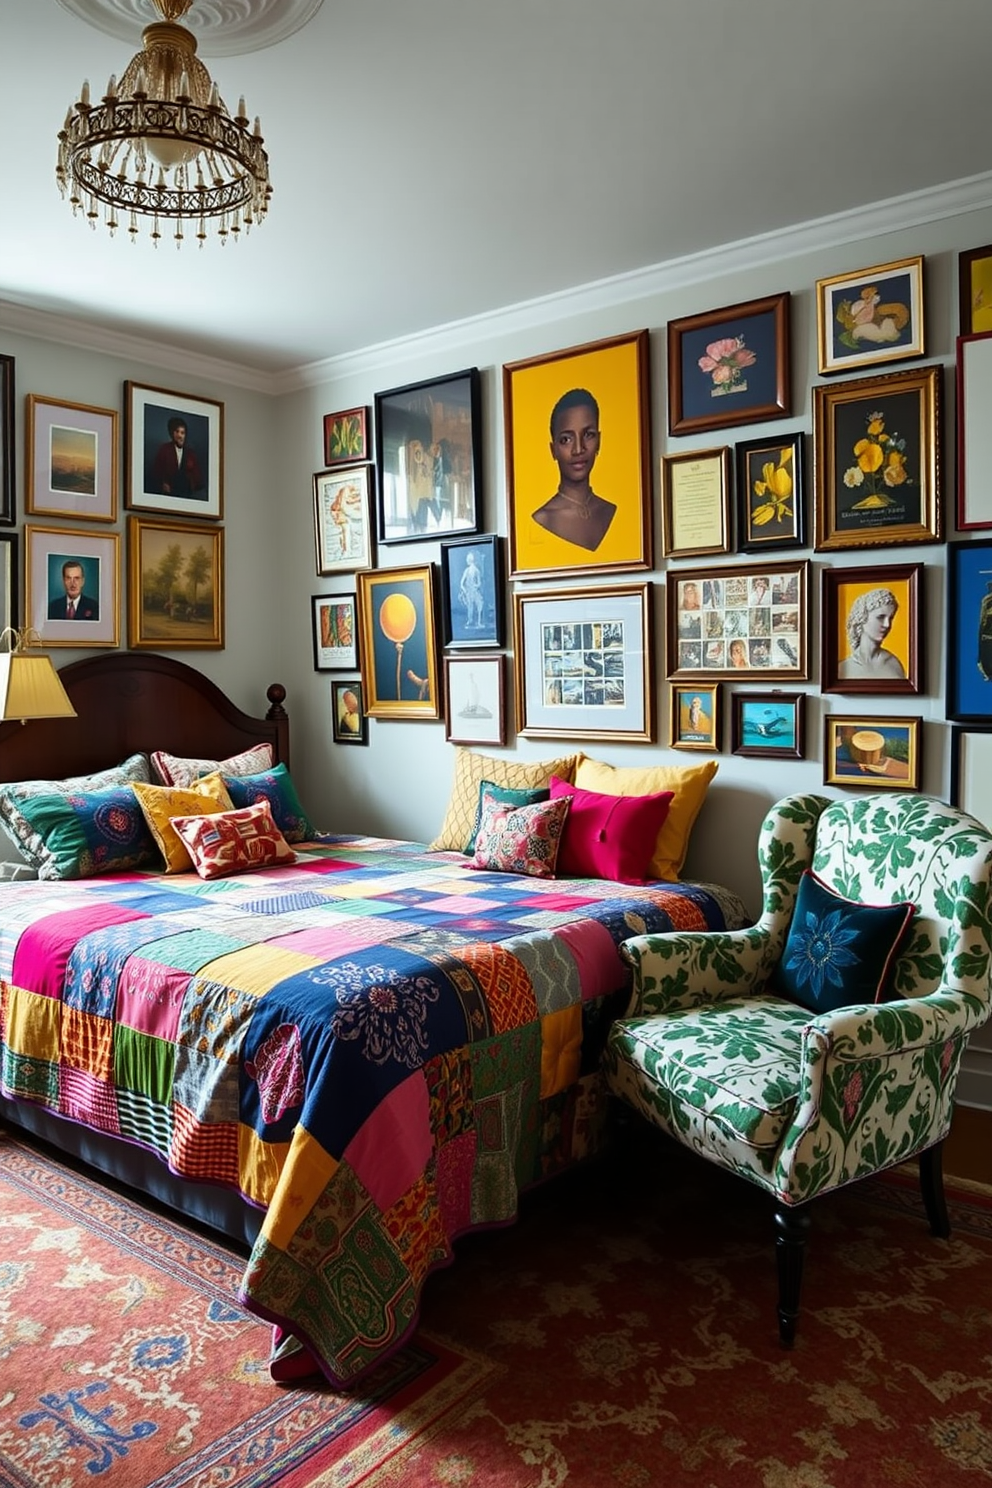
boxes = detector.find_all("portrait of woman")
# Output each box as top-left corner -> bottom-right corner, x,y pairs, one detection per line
839,587 -> 906,680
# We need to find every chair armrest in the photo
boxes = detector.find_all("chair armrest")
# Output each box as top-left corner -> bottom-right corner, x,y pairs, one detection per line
620,924 -> 778,1016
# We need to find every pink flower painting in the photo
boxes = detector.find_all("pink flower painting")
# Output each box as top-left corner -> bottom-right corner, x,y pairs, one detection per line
698,336 -> 756,398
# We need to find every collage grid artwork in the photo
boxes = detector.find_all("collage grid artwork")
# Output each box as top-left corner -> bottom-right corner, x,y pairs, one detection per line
676,570 -> 802,672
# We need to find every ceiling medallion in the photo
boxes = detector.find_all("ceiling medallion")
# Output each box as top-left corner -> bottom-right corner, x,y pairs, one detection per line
54,0 -> 324,58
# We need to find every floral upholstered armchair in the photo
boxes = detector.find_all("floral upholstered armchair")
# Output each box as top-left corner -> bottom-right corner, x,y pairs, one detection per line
603,792 -> 992,1345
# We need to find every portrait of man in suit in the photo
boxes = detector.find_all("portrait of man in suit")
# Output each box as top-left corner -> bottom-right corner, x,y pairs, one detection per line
48,557 -> 99,621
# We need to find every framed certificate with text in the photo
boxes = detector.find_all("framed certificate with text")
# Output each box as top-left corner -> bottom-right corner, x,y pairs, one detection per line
661,447 -> 731,558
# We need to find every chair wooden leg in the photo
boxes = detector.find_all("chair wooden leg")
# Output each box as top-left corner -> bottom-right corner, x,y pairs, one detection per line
774,1204 -> 811,1348
919,1141 -> 951,1239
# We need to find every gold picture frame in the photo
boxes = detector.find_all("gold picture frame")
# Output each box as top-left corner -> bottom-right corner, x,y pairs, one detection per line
669,682 -> 720,751
25,394 -> 118,522
660,446 -> 731,559
25,524 -> 120,647
824,714 -> 922,791
815,256 -> 925,376
357,564 -> 441,719
127,515 -> 224,649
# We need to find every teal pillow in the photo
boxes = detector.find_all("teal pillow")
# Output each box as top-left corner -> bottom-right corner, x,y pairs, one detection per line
13,784 -> 159,880
464,779 -> 550,854
774,870 -> 915,1014
221,763 -> 316,845
0,753 -> 151,871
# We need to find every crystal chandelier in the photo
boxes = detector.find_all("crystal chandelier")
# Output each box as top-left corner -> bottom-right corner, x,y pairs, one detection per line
56,0 -> 272,246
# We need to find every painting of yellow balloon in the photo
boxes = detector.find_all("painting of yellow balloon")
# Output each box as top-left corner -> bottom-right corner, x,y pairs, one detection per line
735,431 -> 806,552
357,565 -> 441,719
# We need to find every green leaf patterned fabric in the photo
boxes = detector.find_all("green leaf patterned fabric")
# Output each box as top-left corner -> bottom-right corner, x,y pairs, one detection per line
604,792 -> 992,1207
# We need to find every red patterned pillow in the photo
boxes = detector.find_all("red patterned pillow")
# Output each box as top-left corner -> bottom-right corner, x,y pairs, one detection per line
470,795 -> 571,878
169,801 -> 296,880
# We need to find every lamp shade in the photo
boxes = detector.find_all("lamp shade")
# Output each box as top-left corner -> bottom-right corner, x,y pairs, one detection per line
0,652 -> 77,723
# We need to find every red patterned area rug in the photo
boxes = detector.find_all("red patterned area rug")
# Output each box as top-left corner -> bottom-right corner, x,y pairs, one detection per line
0,1134 -> 496,1488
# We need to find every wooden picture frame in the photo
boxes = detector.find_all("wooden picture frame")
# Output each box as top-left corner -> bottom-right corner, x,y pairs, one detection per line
950,725 -> 992,827
313,463 -> 375,574
323,406 -> 370,467
669,682 -> 720,751
0,354 -> 14,526
124,381 -> 223,521
667,293 -> 790,437
331,679 -> 368,745
959,244 -> 992,337
0,532 -> 19,635
732,691 -> 805,760
374,369 -> 481,544
126,516 -> 224,650
357,564 -> 441,719
504,329 -> 652,580
812,364 -> 941,551
820,563 -> 922,696
439,533 -> 504,649
444,654 -> 506,746
25,394 -> 118,523
667,559 -> 808,681
513,582 -> 653,742
660,447 -> 731,559
311,592 -> 359,671
734,430 -> 806,552
956,331 -> 992,531
824,714 -> 922,791
946,539 -> 992,723
815,256 -> 925,375
25,523 -> 120,648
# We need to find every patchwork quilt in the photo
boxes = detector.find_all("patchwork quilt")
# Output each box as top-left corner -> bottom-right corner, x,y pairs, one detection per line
0,835 -> 748,1387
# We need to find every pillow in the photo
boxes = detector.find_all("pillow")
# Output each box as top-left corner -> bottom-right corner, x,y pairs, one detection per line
208,763 -> 316,845
773,870 -> 916,1015
430,748 -> 581,852
151,743 -> 275,789
464,780 -> 550,855
573,755 -> 718,881
548,776 -> 674,884
170,801 -> 296,880
0,753 -> 152,874
132,777 -> 235,873
8,784 -> 160,881
470,795 -> 571,879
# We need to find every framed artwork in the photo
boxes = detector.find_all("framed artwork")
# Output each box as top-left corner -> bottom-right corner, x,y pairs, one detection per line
812,364 -> 941,551
820,563 -> 922,697
667,293 -> 790,438
357,564 -> 441,719
504,329 -> 652,580
374,369 -> 481,544
0,354 -> 13,526
950,725 -> 992,828
956,331 -> 992,530
734,430 -> 806,552
959,244 -> 992,336
512,582 -> 654,743
815,256 -> 925,375
323,406 -> 370,466
823,715 -> 922,791
331,679 -> 368,745
25,395 -> 118,522
311,592 -> 359,671
126,516 -> 224,650
25,523 -> 120,648
124,381 -> 223,521
946,539 -> 992,722
313,464 -> 375,574
444,654 -> 505,746
660,446 -> 731,559
669,682 -> 720,752
0,533 -> 18,635
439,533 -> 504,649
732,691 -> 805,760
666,559 -> 808,681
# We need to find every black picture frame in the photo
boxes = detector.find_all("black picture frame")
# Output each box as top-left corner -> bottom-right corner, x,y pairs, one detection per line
0,354 -> 13,526
311,592 -> 359,672
731,691 -> 805,760
331,679 -> 369,745
0,532 -> 19,634
374,368 -> 482,544
439,533 -> 504,649
734,430 -> 806,552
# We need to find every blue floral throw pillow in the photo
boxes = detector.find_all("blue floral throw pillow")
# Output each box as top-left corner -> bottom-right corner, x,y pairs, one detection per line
773,870 -> 916,1015
217,763 -> 316,845
13,784 -> 159,880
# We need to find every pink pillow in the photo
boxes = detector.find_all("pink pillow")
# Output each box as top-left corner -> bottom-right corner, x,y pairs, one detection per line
548,775 -> 674,883
471,795 -> 571,878
169,800 -> 296,880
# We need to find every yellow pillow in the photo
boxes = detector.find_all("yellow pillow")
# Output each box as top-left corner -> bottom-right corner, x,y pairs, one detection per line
430,748 -> 581,852
573,755 -> 718,881
132,777 -> 234,873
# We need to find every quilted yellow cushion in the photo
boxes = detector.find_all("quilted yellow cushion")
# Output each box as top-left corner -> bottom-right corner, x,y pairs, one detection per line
430,748 -> 580,852
132,777 -> 235,873
573,755 -> 718,881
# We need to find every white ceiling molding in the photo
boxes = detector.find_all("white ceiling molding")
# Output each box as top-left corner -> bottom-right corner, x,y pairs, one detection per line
54,0 -> 325,56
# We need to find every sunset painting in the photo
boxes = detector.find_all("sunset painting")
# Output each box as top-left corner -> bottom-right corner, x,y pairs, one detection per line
49,423 -> 97,496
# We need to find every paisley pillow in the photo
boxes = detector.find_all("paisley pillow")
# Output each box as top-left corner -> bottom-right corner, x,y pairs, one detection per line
470,795 -> 571,879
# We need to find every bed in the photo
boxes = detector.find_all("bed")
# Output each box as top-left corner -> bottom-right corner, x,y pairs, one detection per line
0,653 -> 749,1389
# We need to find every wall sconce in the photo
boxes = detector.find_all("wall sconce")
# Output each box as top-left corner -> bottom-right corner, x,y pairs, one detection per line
0,628 -> 77,725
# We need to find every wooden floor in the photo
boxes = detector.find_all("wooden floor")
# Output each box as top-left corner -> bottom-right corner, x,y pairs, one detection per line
945,1104 -> 992,1189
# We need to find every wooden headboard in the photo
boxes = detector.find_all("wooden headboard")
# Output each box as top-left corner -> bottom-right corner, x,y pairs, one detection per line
0,653 -> 288,785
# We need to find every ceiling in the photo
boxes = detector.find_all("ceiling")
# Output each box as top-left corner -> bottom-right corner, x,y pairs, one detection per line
3,0 -> 992,380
